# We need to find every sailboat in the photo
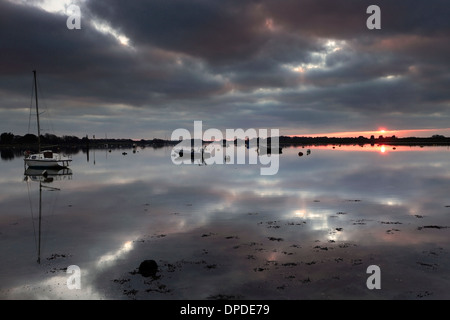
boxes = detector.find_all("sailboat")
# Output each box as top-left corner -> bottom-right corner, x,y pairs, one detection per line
24,70 -> 72,168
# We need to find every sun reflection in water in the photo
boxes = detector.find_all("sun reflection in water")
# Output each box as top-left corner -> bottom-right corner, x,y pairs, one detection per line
294,209 -> 346,242
97,240 -> 134,268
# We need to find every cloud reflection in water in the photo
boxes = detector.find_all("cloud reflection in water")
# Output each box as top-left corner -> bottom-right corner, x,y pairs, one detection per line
0,146 -> 450,299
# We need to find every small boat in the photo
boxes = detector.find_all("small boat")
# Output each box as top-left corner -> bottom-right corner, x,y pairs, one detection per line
256,146 -> 283,155
24,149 -> 72,168
177,148 -> 211,160
172,146 -> 212,165
24,70 -> 72,169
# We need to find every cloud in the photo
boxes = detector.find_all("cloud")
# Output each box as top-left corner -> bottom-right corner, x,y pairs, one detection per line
0,0 -> 449,138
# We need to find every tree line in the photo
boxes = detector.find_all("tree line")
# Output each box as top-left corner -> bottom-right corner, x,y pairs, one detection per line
0,132 -> 87,146
2,131 -> 450,148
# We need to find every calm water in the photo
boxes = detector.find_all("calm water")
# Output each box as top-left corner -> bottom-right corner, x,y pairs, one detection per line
1,144 -> 450,300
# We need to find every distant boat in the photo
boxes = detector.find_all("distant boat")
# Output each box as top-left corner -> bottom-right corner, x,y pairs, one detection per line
256,146 -> 283,155
24,70 -> 72,168
172,146 -> 211,165
177,147 -> 211,160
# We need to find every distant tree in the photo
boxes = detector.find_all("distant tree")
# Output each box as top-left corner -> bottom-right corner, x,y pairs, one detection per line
42,133 -> 59,144
21,133 -> 38,144
62,135 -> 80,144
81,135 -> 89,145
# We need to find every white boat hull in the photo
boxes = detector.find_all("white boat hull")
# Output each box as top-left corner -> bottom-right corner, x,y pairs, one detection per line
24,150 -> 72,168
24,159 -> 71,168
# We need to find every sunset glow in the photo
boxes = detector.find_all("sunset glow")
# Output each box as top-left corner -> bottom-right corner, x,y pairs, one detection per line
288,128 -> 450,139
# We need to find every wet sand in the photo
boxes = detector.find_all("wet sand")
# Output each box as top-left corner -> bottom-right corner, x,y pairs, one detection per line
4,199 -> 448,300
106,203 -> 450,300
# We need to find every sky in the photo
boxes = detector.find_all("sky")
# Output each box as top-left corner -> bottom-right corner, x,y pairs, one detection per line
1,0 -> 449,139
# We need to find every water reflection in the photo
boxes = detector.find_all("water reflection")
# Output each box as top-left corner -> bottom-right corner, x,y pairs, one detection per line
0,146 -> 450,299
24,168 -> 73,183
23,168 -> 73,263
0,148 -> 15,161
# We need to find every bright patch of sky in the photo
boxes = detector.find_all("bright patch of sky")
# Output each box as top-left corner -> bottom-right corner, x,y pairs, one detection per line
285,39 -> 346,73
6,0 -> 132,48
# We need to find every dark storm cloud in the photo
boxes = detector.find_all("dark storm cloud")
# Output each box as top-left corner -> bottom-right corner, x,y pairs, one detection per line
0,1 -> 124,76
0,1 -> 138,104
0,0 -> 449,137
85,0 -> 450,96
262,0 -> 450,38
0,1 -> 229,107
86,0 -> 270,65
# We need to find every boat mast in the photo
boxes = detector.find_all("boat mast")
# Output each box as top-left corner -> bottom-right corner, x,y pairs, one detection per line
33,70 -> 41,153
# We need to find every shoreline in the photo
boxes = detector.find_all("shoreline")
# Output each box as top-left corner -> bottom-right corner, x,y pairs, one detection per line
2,136 -> 450,149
